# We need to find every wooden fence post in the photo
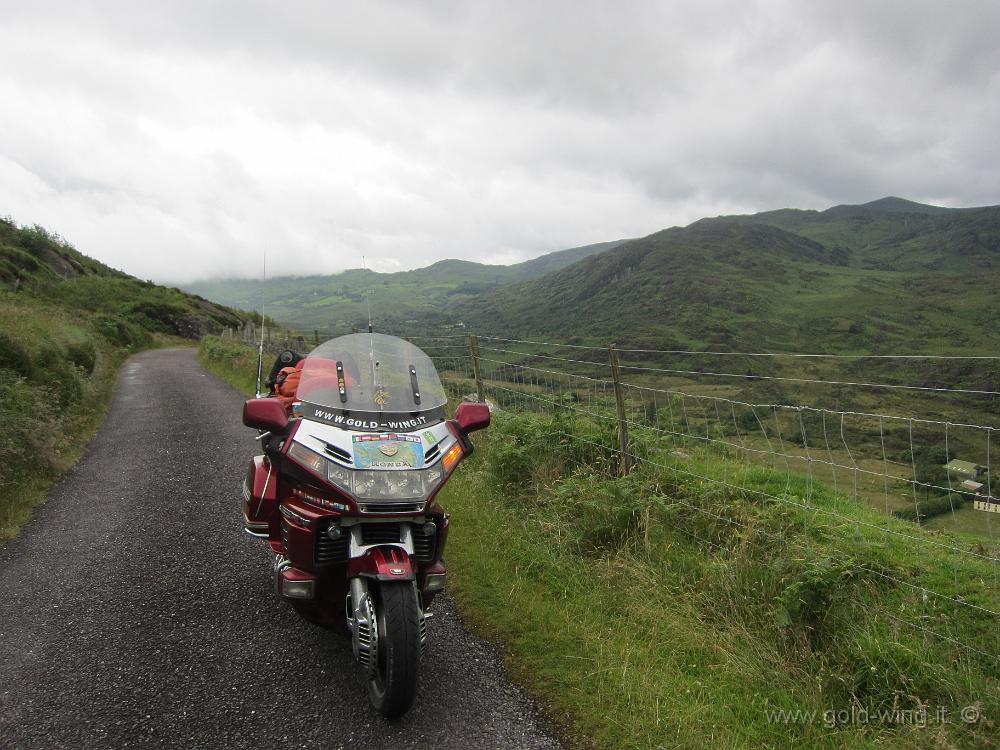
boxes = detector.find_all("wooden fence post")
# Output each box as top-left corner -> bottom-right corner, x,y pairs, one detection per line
469,333 -> 485,404
313,329 -> 320,347
609,343 -> 632,476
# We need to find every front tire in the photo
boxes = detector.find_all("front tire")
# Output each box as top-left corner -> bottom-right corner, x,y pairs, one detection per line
367,581 -> 421,719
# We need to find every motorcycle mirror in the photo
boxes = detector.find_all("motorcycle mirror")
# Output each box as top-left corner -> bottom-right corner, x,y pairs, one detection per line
243,398 -> 289,433
454,402 -> 490,434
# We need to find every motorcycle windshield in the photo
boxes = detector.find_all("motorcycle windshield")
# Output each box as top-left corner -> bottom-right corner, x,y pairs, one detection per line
294,333 -> 448,431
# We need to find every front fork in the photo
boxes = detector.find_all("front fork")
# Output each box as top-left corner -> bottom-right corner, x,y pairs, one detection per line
345,546 -> 430,669
346,577 -> 381,673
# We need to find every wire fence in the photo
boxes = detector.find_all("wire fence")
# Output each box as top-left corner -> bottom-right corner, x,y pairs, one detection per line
430,333 -> 999,663
224,324 -> 1000,661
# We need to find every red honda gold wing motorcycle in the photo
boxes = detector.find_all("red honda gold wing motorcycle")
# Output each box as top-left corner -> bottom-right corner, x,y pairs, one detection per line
241,332 -> 489,718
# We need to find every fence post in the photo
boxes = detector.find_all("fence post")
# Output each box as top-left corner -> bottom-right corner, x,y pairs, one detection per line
469,333 -> 485,404
313,329 -> 320,347
609,343 -> 632,476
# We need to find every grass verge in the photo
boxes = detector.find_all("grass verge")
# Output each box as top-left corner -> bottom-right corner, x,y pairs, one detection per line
437,411 -> 999,750
0,295 -> 196,539
198,335 -> 258,395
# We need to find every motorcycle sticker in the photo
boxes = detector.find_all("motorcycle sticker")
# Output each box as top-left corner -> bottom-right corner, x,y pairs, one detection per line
295,402 -> 442,431
422,430 -> 438,445
353,434 -> 424,469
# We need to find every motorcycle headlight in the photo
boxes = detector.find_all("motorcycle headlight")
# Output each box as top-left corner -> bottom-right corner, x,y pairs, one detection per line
354,470 -> 420,500
326,463 -> 354,495
287,443 -> 449,501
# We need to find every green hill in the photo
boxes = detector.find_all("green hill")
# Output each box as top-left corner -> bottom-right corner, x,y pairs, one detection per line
454,198 -> 1000,353
184,196 -> 998,356
1,219 -> 247,339
183,239 -> 627,331
0,217 -> 250,538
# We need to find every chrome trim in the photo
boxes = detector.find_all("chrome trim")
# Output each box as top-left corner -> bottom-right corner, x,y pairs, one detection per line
324,442 -> 353,465
272,555 -> 292,595
279,503 -> 312,527
359,501 -> 425,514
417,584 -> 429,657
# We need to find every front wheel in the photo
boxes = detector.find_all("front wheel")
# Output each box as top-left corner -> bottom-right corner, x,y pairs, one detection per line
367,581 -> 421,719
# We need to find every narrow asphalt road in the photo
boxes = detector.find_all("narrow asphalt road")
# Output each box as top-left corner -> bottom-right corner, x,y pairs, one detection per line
0,348 -> 561,750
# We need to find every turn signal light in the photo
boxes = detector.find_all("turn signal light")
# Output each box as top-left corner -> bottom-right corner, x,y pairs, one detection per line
442,443 -> 463,472
277,569 -> 316,599
424,572 -> 447,593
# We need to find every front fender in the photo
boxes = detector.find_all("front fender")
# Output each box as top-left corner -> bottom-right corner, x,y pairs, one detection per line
348,545 -> 414,582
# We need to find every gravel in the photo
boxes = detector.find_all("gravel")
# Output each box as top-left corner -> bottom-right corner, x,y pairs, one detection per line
0,348 -> 562,750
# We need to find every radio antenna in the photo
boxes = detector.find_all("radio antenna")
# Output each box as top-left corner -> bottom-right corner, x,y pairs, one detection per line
362,255 -> 377,385
363,254 -> 373,334
255,250 -> 267,398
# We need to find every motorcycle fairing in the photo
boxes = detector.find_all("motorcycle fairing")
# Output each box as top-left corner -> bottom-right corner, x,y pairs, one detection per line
243,455 -> 276,531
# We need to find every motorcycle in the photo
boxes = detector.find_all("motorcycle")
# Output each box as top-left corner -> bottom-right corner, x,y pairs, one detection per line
241,332 -> 489,718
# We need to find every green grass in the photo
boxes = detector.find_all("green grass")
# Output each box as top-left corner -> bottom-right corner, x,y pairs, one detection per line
0,297 -> 199,538
926,505 -> 1000,536
198,335 -> 259,395
438,411 -> 999,750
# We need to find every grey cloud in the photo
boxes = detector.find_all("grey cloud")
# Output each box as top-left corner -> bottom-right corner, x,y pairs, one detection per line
0,1 -> 998,283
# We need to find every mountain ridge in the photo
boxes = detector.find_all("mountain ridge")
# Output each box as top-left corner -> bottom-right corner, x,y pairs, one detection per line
183,195 -> 1000,355
450,196 -> 1000,352
183,238 -> 628,330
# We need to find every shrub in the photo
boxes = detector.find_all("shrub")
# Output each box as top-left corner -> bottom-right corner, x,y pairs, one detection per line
91,315 -> 151,349
0,369 -> 41,470
125,300 -> 188,335
552,472 -> 647,552
0,331 -> 34,378
777,557 -> 859,649
66,339 -> 97,375
32,341 -> 84,406
893,494 -> 965,523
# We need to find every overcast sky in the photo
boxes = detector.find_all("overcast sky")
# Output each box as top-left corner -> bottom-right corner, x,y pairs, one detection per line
1,1 -> 998,283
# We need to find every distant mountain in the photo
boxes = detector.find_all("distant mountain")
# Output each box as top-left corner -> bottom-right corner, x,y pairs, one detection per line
183,239 -> 626,331
509,240 -> 627,279
851,196 -> 957,214
183,196 -> 1000,355
452,198 -> 1000,353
